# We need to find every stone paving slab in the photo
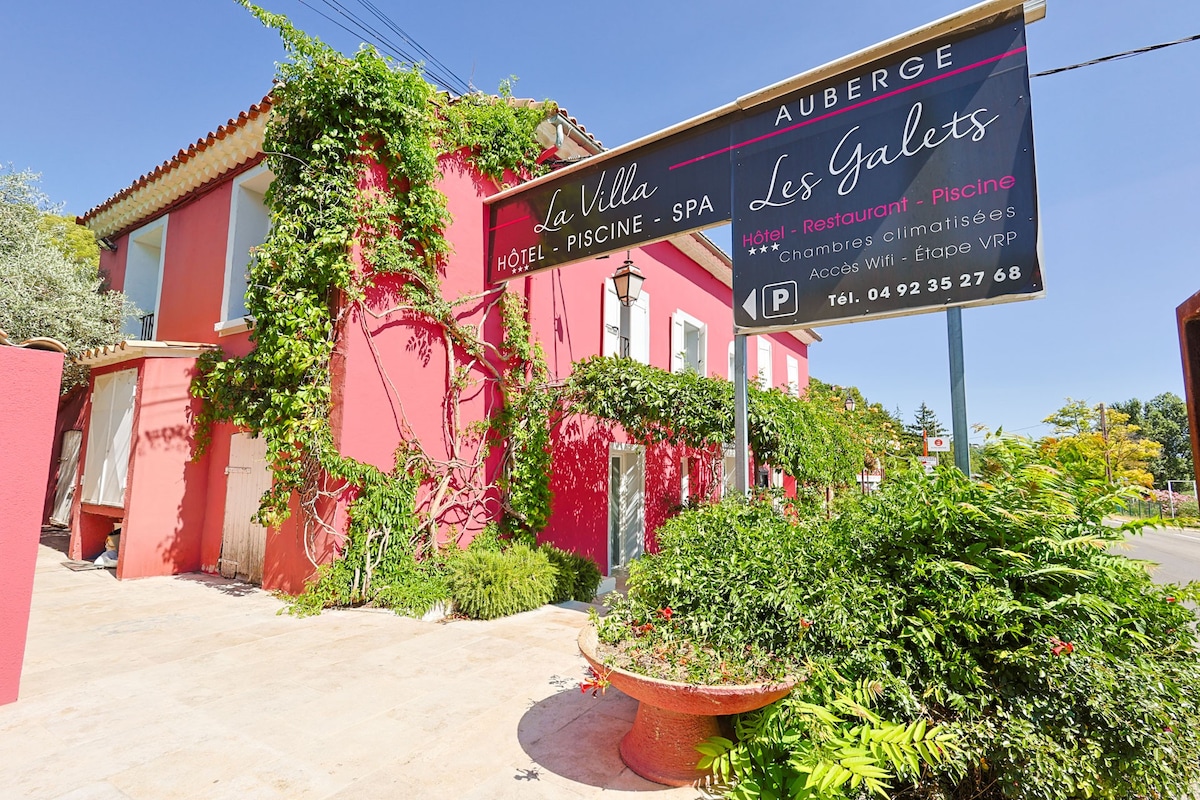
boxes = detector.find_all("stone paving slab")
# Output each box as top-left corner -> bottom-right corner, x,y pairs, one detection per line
2,538 -> 708,800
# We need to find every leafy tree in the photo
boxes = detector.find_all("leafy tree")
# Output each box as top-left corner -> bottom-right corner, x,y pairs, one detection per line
904,401 -> 946,446
1112,393 -> 1194,487
808,378 -> 914,466
1040,398 -> 1160,487
0,167 -> 135,389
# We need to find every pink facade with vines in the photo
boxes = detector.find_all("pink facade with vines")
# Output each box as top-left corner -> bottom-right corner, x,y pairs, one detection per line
69,106 -> 812,593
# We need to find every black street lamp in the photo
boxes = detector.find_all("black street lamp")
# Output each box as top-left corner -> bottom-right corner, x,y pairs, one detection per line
611,256 -> 645,308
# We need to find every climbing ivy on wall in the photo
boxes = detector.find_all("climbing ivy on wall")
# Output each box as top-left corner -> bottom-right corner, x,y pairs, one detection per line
565,356 -> 864,488
191,2 -> 556,606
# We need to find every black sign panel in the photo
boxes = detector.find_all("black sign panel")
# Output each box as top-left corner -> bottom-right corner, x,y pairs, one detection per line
732,16 -> 1041,330
487,121 -> 733,282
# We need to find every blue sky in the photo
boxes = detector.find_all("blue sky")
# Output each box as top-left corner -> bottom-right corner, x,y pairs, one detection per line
5,0 -> 1198,438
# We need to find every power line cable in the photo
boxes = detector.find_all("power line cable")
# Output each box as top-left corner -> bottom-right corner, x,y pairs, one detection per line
292,0 -> 465,94
1032,32 -> 1200,77
351,0 -> 470,94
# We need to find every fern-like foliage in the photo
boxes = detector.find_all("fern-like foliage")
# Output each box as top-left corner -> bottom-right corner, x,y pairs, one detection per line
698,682 -> 958,799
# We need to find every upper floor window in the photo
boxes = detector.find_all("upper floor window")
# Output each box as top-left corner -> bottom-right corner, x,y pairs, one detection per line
670,310 -> 707,375
602,281 -> 650,364
728,341 -> 735,381
786,355 -> 800,397
123,216 -> 167,340
757,338 -> 773,388
219,165 -> 273,331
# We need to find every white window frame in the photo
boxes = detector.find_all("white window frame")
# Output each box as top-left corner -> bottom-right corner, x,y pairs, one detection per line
218,164 -> 273,334
728,340 -> 736,381
757,338 -> 773,388
680,456 -> 691,505
786,355 -> 801,398
123,216 -> 168,340
603,282 -> 651,364
670,310 -> 707,375
81,368 -> 138,508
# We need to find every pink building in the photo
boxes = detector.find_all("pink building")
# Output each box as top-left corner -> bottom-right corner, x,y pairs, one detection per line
69,95 -> 817,593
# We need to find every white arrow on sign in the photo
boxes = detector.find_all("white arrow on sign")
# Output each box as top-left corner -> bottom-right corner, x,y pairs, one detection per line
742,291 -> 757,321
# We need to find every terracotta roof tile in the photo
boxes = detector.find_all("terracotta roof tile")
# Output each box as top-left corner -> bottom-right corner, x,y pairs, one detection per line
79,95 -> 274,227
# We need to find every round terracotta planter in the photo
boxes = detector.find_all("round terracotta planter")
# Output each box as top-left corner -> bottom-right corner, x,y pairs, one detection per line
578,624 -> 795,787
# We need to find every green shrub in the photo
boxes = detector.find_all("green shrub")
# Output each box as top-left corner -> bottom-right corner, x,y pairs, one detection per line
540,544 -> 603,603
448,544 -> 556,620
600,436 -> 1200,799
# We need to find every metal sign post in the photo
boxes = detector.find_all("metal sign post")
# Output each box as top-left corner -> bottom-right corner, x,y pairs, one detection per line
734,334 -> 750,494
947,307 -> 971,474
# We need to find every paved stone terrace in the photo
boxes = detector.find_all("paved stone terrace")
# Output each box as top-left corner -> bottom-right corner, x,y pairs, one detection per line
3,533 -> 705,799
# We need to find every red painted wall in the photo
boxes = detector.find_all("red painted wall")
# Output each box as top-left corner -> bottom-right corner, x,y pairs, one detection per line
118,358 -> 212,579
155,182 -> 233,343
0,347 -> 64,705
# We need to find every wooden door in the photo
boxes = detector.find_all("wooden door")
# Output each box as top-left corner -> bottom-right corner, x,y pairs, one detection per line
219,433 -> 271,583
49,430 -> 82,526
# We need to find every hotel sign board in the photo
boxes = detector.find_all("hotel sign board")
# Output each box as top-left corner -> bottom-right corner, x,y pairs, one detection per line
487,121 -> 734,282
731,16 -> 1041,331
485,1 -> 1042,334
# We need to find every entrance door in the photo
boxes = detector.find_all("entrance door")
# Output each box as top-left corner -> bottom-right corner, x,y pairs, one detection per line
219,433 -> 272,583
608,447 -> 645,572
49,430 -> 83,526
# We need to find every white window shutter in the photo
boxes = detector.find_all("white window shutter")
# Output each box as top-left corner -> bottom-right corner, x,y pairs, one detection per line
697,325 -> 707,376
82,368 -> 138,506
603,282 -> 619,357
107,370 -> 137,506
631,291 -> 650,364
757,339 -> 773,387
671,312 -> 685,373
787,356 -> 800,397
728,341 -> 735,380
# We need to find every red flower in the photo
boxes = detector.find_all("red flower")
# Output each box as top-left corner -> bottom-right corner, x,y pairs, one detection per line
657,607 -> 674,621
580,666 -> 612,697
1049,637 -> 1075,656
799,618 -> 812,631
634,622 -> 655,636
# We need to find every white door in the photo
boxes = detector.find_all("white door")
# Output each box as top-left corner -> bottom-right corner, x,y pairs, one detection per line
219,433 -> 272,583
49,430 -> 83,526
608,447 -> 645,571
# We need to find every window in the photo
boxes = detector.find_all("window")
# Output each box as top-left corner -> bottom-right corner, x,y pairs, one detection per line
680,457 -> 690,505
670,310 -> 707,375
728,341 -> 736,381
81,368 -> 138,507
123,217 -> 168,339
602,282 -> 650,364
786,355 -> 800,398
757,338 -> 773,388
219,165 -> 273,331
722,447 -> 738,497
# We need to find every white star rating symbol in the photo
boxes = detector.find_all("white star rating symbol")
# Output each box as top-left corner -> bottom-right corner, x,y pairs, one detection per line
771,242 -> 780,251
746,243 -> 783,256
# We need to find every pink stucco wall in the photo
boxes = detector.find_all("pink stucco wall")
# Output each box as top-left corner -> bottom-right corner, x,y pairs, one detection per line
0,347 -> 65,705
76,145 -> 812,590
117,358 -> 211,579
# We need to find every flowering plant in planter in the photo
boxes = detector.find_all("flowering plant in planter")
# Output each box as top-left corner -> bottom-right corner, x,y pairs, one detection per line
590,434 -> 1200,798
